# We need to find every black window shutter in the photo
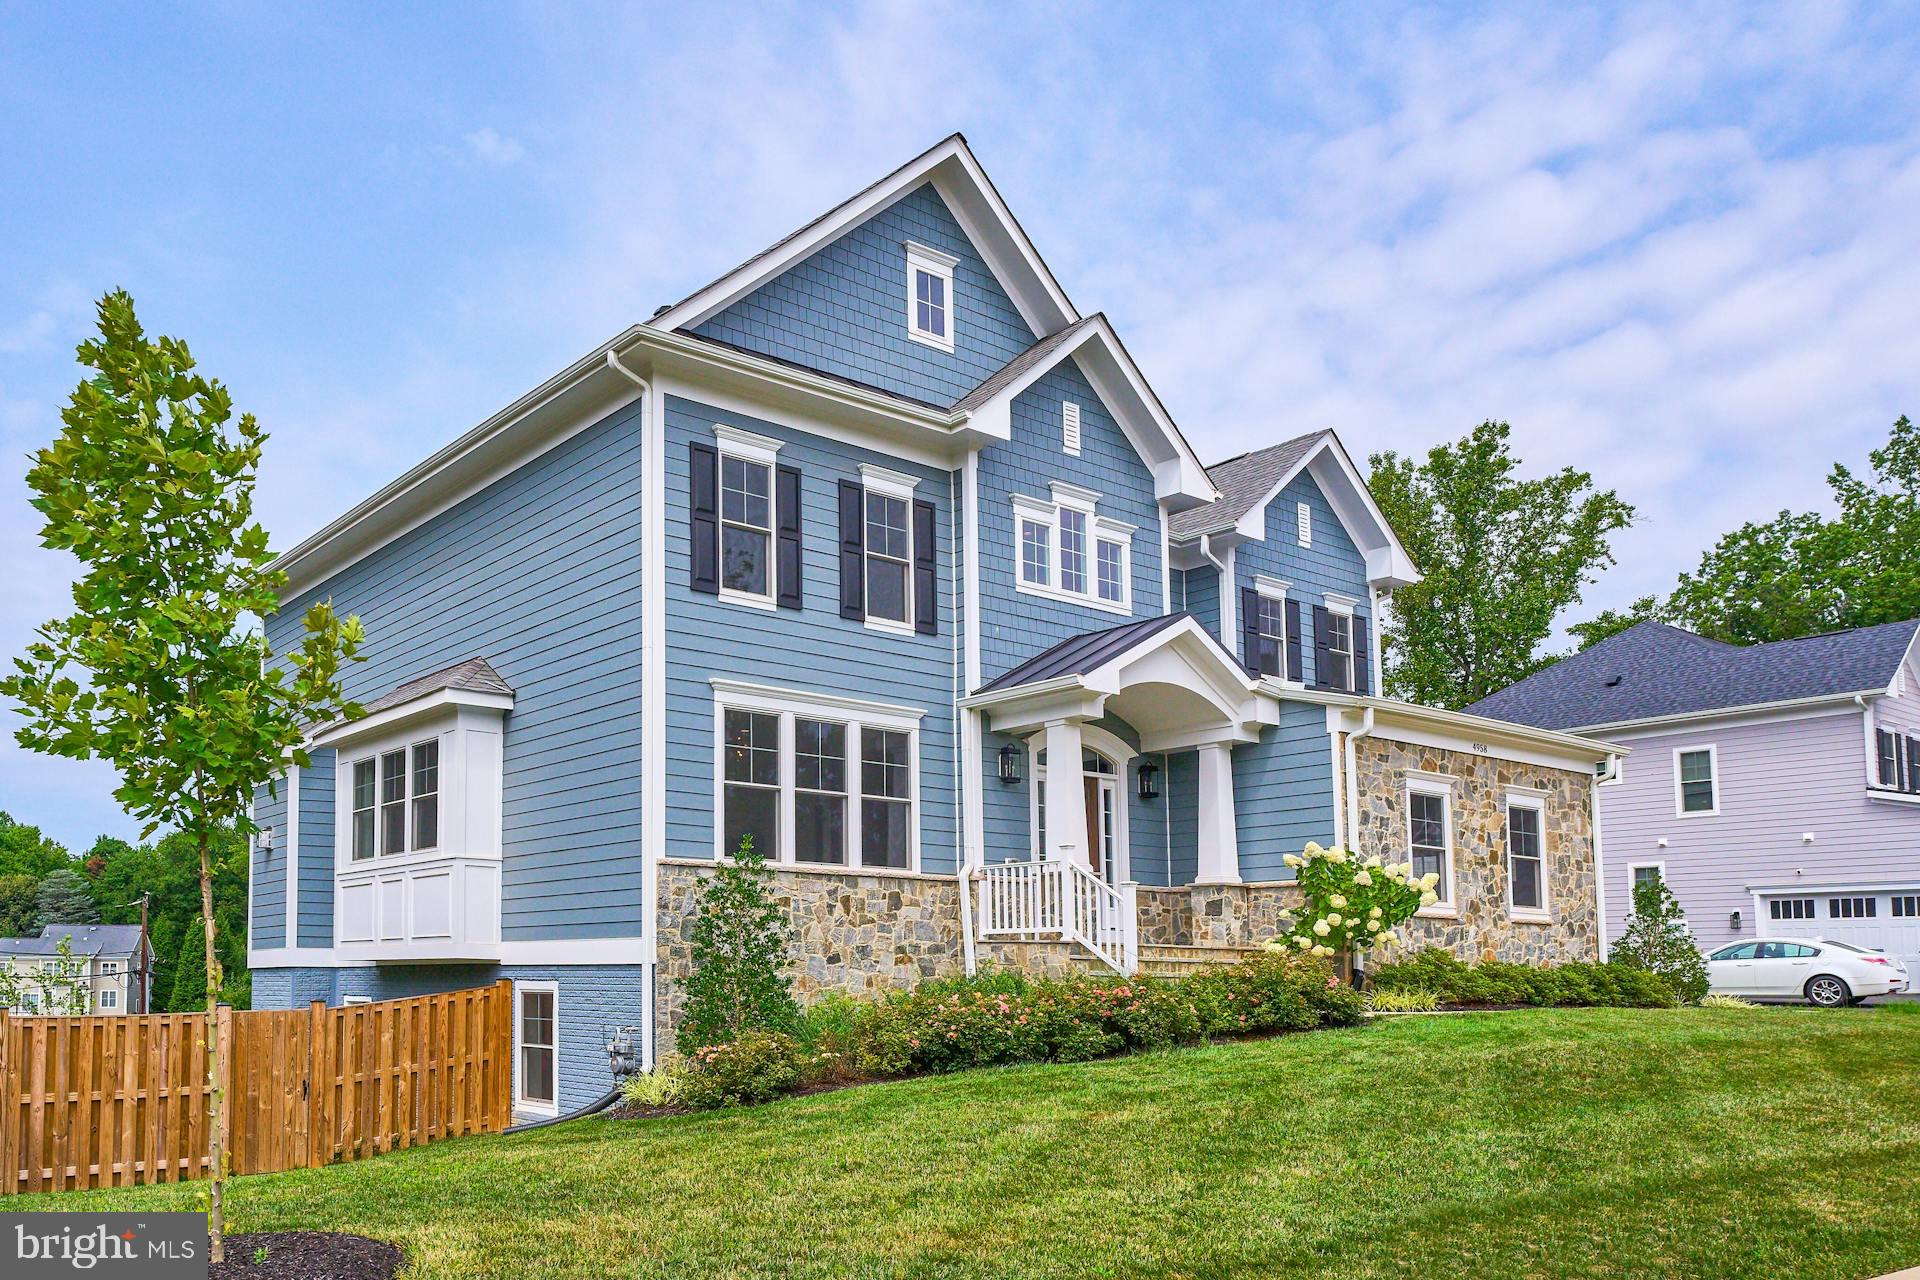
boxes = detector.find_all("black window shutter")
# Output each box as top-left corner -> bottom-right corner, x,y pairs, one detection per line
1353,614 -> 1372,696
1239,587 -> 1261,675
913,499 -> 938,635
776,464 -> 803,610
688,442 -> 719,594
1284,599 -> 1304,682
1311,604 -> 1333,690
838,479 -> 865,621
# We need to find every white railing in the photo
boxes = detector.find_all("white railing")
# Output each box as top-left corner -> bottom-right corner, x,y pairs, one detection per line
978,859 -> 1137,974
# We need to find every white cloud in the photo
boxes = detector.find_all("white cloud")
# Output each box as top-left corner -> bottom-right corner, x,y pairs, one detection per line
463,127 -> 527,167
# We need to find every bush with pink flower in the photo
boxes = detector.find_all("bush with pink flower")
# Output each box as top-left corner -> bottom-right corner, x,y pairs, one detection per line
1270,841 -> 1431,963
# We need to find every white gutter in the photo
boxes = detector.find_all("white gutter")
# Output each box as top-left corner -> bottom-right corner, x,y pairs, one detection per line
1572,689 -> 1885,735
606,349 -> 661,1072
1198,532 -> 1233,642
1342,705 -> 1375,852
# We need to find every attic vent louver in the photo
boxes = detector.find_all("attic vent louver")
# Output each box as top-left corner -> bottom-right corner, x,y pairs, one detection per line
1062,402 -> 1082,456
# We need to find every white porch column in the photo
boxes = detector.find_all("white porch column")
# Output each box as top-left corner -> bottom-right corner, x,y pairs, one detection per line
1195,741 -> 1241,884
1043,718 -> 1087,864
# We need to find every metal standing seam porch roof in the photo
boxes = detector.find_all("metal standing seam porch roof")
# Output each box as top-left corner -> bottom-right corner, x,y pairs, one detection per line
976,612 -> 1198,694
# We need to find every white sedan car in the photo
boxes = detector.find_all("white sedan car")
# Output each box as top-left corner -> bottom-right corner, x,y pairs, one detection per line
1705,937 -> 1911,1007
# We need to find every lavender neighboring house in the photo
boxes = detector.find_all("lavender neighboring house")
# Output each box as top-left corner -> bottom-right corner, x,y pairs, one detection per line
1468,619 -> 1920,970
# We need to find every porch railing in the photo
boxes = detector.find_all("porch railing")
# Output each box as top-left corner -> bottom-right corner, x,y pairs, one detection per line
977,859 -> 1137,974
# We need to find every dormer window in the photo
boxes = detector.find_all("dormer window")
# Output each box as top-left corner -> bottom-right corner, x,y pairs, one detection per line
905,242 -> 958,353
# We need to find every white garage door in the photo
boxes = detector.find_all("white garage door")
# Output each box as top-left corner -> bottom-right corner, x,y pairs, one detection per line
1761,891 -> 1920,972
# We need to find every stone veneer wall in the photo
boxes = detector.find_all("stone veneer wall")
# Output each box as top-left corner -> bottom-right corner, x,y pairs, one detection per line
1345,736 -> 1601,965
655,860 -> 965,1057
1134,883 -> 1299,948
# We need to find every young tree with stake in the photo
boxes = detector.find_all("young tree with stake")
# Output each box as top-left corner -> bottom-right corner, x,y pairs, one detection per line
1,292 -> 364,1261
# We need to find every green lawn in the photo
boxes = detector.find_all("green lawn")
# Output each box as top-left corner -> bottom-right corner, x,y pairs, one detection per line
10,1005 -> 1919,1279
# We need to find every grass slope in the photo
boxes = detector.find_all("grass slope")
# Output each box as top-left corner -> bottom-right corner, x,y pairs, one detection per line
12,1006 -> 1918,1279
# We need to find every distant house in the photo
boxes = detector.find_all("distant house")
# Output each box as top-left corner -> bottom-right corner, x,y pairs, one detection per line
1468,619 -> 1920,972
0,924 -> 155,1014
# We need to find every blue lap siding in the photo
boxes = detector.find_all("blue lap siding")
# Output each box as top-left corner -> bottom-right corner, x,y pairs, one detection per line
1233,700 -> 1337,881
296,752 -> 335,948
250,777 -> 288,948
268,403 -> 648,943
662,395 -> 960,872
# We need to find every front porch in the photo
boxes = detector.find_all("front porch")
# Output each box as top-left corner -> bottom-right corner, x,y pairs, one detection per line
962,612 -> 1303,975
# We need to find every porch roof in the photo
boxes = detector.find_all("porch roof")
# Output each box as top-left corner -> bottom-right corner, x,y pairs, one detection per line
977,612 -> 1194,694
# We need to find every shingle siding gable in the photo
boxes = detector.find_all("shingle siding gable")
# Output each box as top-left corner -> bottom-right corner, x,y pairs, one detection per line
691,183 -> 1037,407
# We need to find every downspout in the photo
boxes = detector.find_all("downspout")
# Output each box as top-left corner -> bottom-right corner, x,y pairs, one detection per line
606,349 -> 659,1069
1343,705 -> 1375,854
952,466 -> 977,978
1591,754 -> 1617,962
1199,534 -> 1231,640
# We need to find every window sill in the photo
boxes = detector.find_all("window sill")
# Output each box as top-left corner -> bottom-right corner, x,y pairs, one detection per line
1013,577 -> 1132,617
718,588 -> 777,612
1865,788 -> 1920,807
863,614 -> 917,638
1415,906 -> 1458,921
907,327 -> 955,354
1507,910 -> 1554,925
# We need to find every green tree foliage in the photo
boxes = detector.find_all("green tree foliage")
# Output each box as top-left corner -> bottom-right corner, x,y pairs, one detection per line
0,291 -> 365,1259
33,867 -> 98,925
0,811 -> 76,880
678,836 -> 799,1053
1611,875 -> 1709,1004
1667,416 -> 1920,644
1369,421 -> 1635,708
169,914 -> 210,1013
0,874 -> 40,936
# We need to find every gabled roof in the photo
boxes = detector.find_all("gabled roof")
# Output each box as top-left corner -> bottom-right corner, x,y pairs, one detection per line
0,924 -> 147,958
1464,618 -> 1920,731
1167,432 -> 1325,539
978,612 -> 1192,693
359,657 -> 514,717
951,316 -> 1099,414
650,133 -> 1079,338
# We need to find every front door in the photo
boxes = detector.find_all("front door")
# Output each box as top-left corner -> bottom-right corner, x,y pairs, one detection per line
1083,778 -> 1101,876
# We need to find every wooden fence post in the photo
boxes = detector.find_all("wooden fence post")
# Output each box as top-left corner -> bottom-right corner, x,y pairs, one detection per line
307,1001 -> 328,1170
493,979 -> 513,1129
0,1007 -> 12,1196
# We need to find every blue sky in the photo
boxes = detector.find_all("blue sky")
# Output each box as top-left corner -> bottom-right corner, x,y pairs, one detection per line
4,2 -> 1919,849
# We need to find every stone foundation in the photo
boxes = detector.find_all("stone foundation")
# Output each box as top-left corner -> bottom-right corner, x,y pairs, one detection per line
1135,882 -> 1299,948
654,860 -> 965,1058
1344,736 -> 1601,966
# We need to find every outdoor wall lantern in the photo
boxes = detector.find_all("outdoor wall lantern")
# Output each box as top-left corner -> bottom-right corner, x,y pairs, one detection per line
998,743 -> 1021,784
1729,909 -> 1742,932
1136,762 -> 1161,801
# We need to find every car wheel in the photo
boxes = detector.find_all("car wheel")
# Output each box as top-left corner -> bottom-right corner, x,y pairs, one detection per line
1806,974 -> 1851,1008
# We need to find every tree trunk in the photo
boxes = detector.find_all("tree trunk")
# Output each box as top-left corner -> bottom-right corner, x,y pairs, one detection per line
198,833 -> 226,1264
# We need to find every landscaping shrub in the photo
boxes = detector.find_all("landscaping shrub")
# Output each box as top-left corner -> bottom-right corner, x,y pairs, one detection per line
679,835 -> 800,1053
1368,948 -> 1676,1009
1274,842 -> 1429,961
1612,876 -> 1711,1003
678,1031 -> 804,1109
1366,986 -> 1441,1013
1698,993 -> 1757,1009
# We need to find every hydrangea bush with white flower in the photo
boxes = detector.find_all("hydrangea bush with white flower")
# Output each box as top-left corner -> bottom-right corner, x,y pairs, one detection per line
1265,841 -> 1435,962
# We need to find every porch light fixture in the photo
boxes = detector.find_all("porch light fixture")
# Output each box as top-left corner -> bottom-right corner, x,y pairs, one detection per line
1136,762 -> 1160,801
1729,909 -> 1742,932
998,743 -> 1021,784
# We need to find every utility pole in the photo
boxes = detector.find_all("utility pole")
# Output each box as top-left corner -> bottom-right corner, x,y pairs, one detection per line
138,892 -> 151,1014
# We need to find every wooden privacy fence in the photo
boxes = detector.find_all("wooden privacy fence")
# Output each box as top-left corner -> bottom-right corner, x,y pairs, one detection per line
0,979 -> 513,1195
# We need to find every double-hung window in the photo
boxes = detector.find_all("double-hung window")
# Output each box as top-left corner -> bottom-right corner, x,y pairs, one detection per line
1675,746 -> 1717,815
1505,795 -> 1547,917
721,454 -> 773,602
1011,482 -> 1133,615
515,981 -> 558,1115
905,242 -> 958,352
99,988 -> 118,1010
1321,601 -> 1355,692
722,708 -> 781,861
715,683 -> 921,869
351,738 -> 440,860
865,492 -> 912,626
1875,729 -> 1920,794
1406,780 -> 1453,911
1254,595 -> 1287,678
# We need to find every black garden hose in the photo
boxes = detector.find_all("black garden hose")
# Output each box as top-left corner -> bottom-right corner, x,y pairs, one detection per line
502,1084 -> 623,1133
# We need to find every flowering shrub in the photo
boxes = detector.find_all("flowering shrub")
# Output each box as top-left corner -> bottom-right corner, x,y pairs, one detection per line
666,952 -> 1365,1110
1368,948 -> 1676,1009
1271,841 -> 1430,961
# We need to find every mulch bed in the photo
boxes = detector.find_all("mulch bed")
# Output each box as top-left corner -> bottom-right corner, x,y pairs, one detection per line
211,1232 -> 402,1280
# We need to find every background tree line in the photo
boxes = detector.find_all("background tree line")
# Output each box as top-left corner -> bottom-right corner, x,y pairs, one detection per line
1368,414 -> 1918,710
0,809 -> 251,1010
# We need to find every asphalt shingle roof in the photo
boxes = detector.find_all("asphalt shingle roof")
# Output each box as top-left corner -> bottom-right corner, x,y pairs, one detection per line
1464,619 -> 1920,731
951,317 -> 1100,414
1166,431 -> 1327,540
360,657 -> 514,717
0,924 -> 147,957
977,612 -> 1193,693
